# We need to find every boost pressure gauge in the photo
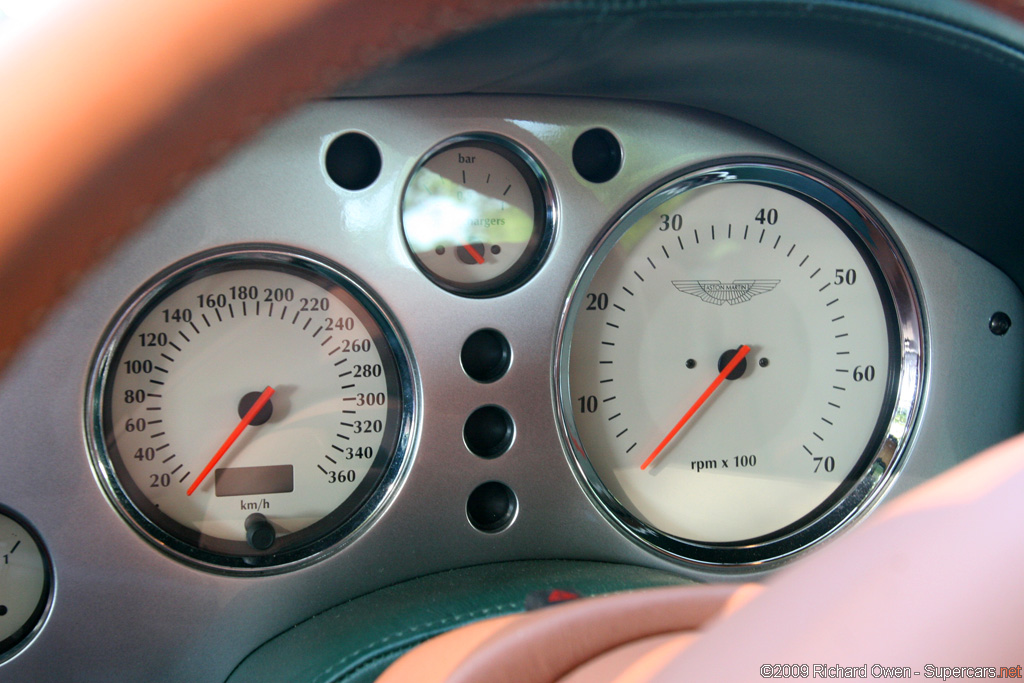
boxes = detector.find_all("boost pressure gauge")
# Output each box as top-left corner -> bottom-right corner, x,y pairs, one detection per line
87,247 -> 415,573
557,163 -> 923,566
401,137 -> 553,296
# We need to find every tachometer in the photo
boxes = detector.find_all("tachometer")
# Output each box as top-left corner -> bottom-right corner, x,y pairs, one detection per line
87,247 -> 415,573
556,163 -> 923,566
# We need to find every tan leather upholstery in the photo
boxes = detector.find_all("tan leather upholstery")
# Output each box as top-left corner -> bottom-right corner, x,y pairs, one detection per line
0,0 -> 544,374
377,583 -> 759,683
975,0 -> 1024,22
380,433 -> 1024,681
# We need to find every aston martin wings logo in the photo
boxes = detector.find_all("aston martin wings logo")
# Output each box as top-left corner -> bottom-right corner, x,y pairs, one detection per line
672,279 -> 780,305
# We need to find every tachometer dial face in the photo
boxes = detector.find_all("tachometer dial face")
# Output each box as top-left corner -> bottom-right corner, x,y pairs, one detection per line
401,137 -> 553,296
557,164 -> 922,566
88,248 -> 415,572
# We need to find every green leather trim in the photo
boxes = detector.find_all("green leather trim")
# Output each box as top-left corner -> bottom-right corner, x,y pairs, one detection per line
224,560 -> 689,683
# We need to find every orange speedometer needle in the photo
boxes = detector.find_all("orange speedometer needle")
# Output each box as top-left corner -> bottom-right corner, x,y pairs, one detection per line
640,345 -> 751,471
186,385 -> 275,496
462,243 -> 486,264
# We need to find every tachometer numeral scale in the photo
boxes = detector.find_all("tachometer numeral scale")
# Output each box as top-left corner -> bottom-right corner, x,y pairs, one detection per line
90,249 -> 411,571
558,165 -> 921,565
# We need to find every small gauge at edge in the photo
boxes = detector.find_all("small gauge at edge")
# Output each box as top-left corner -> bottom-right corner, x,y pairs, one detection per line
0,507 -> 53,663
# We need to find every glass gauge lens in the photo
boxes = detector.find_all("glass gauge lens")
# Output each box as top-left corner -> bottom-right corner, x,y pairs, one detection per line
401,137 -> 553,296
0,508 -> 52,661
88,248 -> 414,572
557,164 -> 922,566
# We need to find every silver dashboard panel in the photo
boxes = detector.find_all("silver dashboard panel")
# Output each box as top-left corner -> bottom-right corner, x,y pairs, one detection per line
1,97 -> 1021,682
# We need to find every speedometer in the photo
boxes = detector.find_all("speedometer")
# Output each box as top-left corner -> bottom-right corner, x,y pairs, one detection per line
556,163 -> 923,566
87,247 -> 415,573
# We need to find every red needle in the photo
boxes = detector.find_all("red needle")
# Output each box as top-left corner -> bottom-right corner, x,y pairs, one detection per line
186,385 -> 275,496
462,243 -> 486,264
640,345 -> 751,471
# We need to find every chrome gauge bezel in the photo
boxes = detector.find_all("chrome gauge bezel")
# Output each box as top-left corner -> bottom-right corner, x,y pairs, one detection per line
555,161 -> 925,568
85,246 -> 418,575
0,505 -> 54,665
400,133 -> 556,297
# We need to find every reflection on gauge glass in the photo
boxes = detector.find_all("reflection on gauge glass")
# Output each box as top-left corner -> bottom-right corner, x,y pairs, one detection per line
401,137 -> 553,296
87,247 -> 415,573
556,163 -> 923,566
0,507 -> 52,662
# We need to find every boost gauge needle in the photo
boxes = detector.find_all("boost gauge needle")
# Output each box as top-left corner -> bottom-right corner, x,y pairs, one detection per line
461,243 -> 486,264
187,385 -> 275,496
640,345 -> 751,471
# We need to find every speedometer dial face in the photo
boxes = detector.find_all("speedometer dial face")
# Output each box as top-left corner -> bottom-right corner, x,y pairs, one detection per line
88,248 -> 414,572
557,164 -> 922,566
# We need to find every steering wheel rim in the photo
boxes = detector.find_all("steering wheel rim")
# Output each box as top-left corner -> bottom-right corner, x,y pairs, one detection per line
0,0 -> 546,375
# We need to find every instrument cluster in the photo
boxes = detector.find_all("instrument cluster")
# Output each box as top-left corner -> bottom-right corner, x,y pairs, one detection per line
2,96 -> 1022,668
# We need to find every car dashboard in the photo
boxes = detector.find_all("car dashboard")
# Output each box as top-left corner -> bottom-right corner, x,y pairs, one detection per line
1,93 -> 1023,681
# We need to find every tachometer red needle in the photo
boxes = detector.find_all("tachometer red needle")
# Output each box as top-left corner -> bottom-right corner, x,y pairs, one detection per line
640,345 -> 751,471
186,385 -> 275,496
462,243 -> 486,264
